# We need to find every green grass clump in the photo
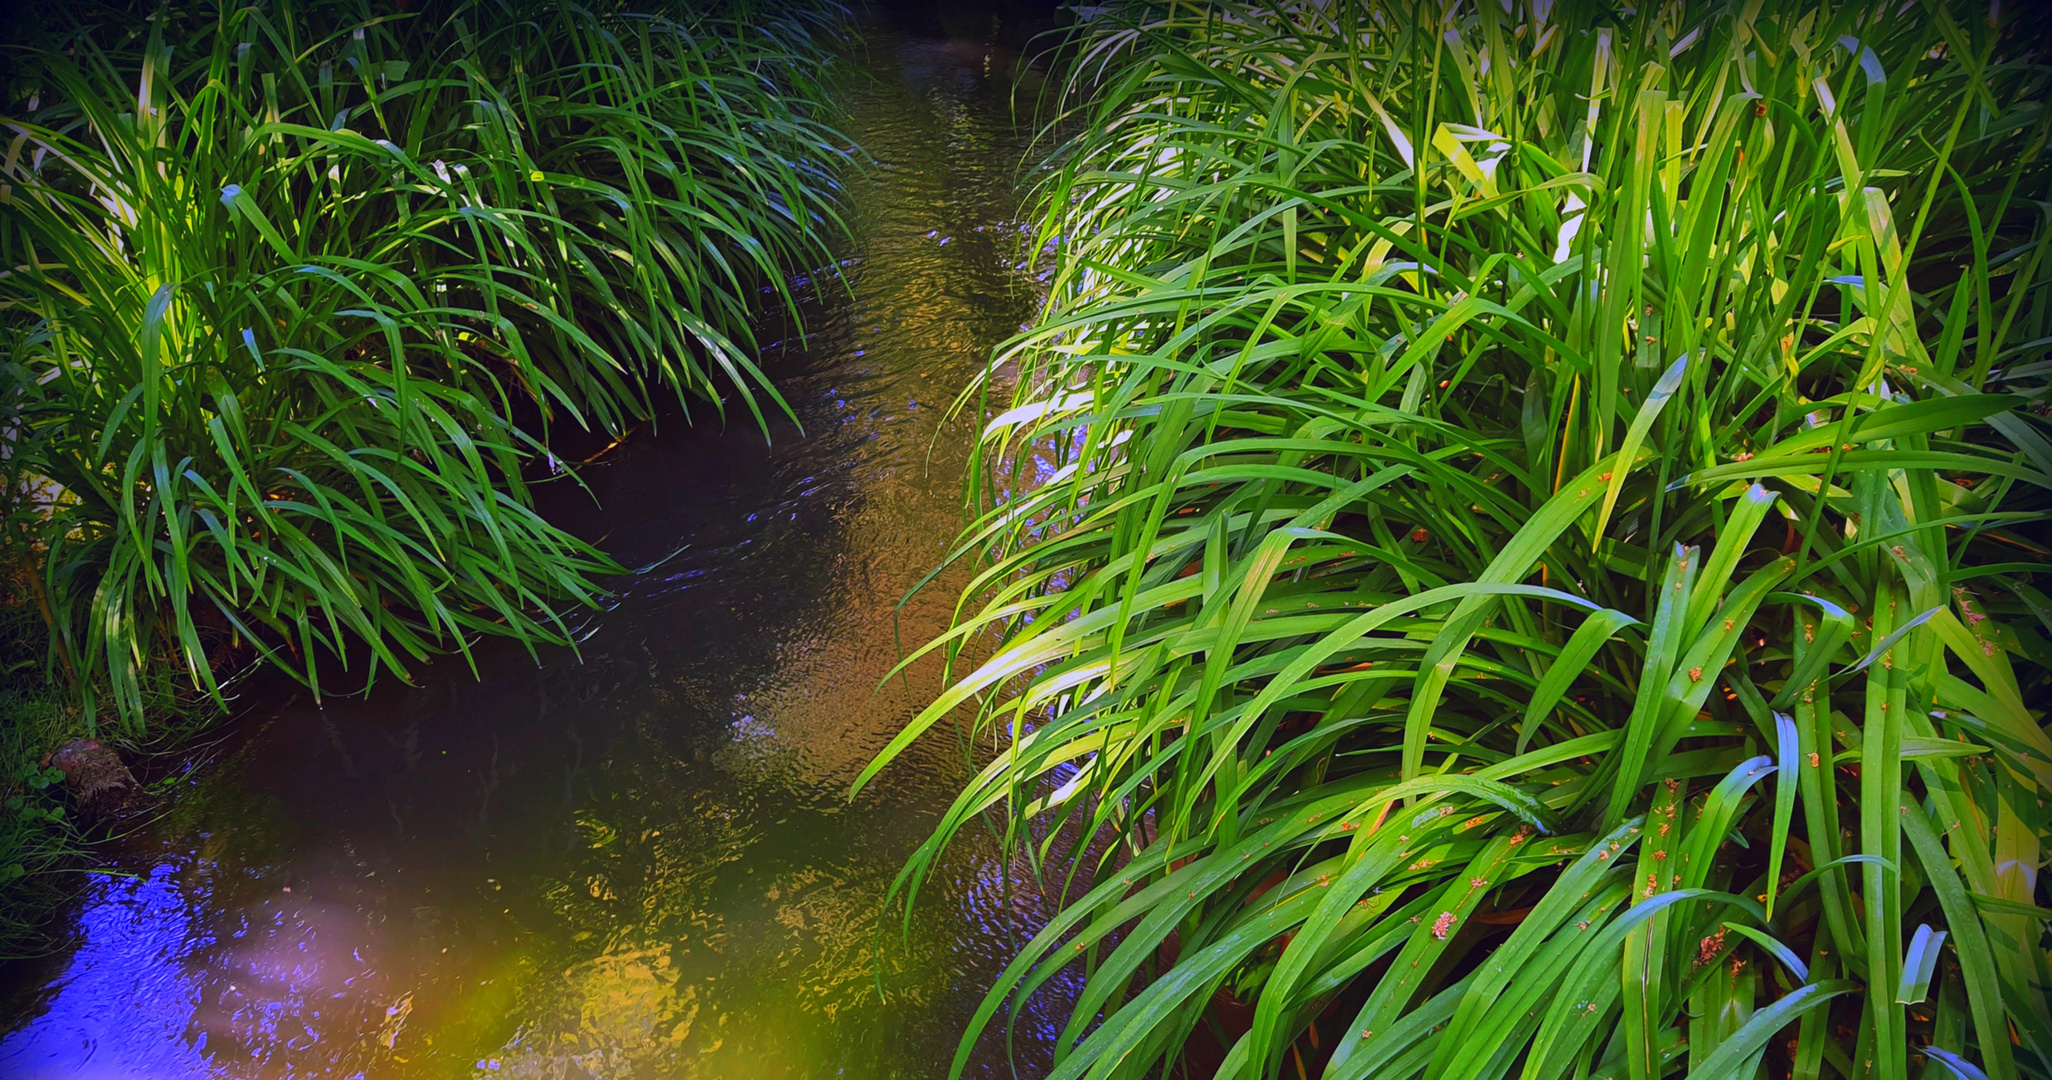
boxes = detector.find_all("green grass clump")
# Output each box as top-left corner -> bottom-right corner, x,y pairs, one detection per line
860,2 -> 2052,1078
0,0 -> 851,948
0,0 -> 852,730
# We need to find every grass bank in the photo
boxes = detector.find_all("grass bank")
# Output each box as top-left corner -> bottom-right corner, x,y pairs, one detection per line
862,2 -> 2052,1078
0,0 -> 851,953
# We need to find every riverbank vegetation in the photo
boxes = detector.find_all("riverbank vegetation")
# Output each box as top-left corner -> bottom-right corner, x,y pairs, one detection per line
863,2 -> 2052,1077
0,0 -> 850,951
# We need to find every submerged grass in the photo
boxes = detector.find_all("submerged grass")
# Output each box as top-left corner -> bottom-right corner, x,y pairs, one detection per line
0,0 -> 851,945
862,2 -> 2052,1078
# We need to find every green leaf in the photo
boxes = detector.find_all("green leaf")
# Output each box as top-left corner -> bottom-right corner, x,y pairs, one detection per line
1592,356 -> 1688,549
1967,892 -> 2052,920
1688,981 -> 1858,1080
1722,922 -> 1810,984
1897,924 -> 1947,1004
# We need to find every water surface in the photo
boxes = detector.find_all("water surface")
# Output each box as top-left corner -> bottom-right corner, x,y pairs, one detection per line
2,28 -> 1064,1080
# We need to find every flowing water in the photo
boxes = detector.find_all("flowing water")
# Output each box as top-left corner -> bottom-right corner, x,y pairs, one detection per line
2,26 -> 1067,1079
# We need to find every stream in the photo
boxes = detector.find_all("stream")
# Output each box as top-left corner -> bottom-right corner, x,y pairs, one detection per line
2,22 -> 1065,1079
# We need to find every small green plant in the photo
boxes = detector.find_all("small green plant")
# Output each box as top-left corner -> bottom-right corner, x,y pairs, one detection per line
0,688 -> 82,957
863,3 -> 2052,1079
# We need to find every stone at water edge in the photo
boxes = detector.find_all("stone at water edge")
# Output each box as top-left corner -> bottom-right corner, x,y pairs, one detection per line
44,738 -> 143,822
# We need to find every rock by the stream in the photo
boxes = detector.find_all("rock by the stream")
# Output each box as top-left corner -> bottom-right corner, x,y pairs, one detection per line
45,739 -> 144,822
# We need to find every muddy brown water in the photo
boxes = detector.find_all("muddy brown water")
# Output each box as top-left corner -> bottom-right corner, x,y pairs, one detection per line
2,27 -> 1074,1079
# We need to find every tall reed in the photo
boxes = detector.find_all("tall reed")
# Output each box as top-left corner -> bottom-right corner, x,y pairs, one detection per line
0,0 -> 851,728
862,3 -> 2052,1078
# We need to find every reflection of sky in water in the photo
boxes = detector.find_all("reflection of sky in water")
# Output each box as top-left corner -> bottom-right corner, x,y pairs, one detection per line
1,28 -> 1075,1080
5,859 -> 427,1078
8,869 -> 219,1078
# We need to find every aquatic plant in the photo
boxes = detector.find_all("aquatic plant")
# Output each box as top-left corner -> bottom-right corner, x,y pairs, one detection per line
863,2 -> 2052,1078
0,0 -> 852,728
